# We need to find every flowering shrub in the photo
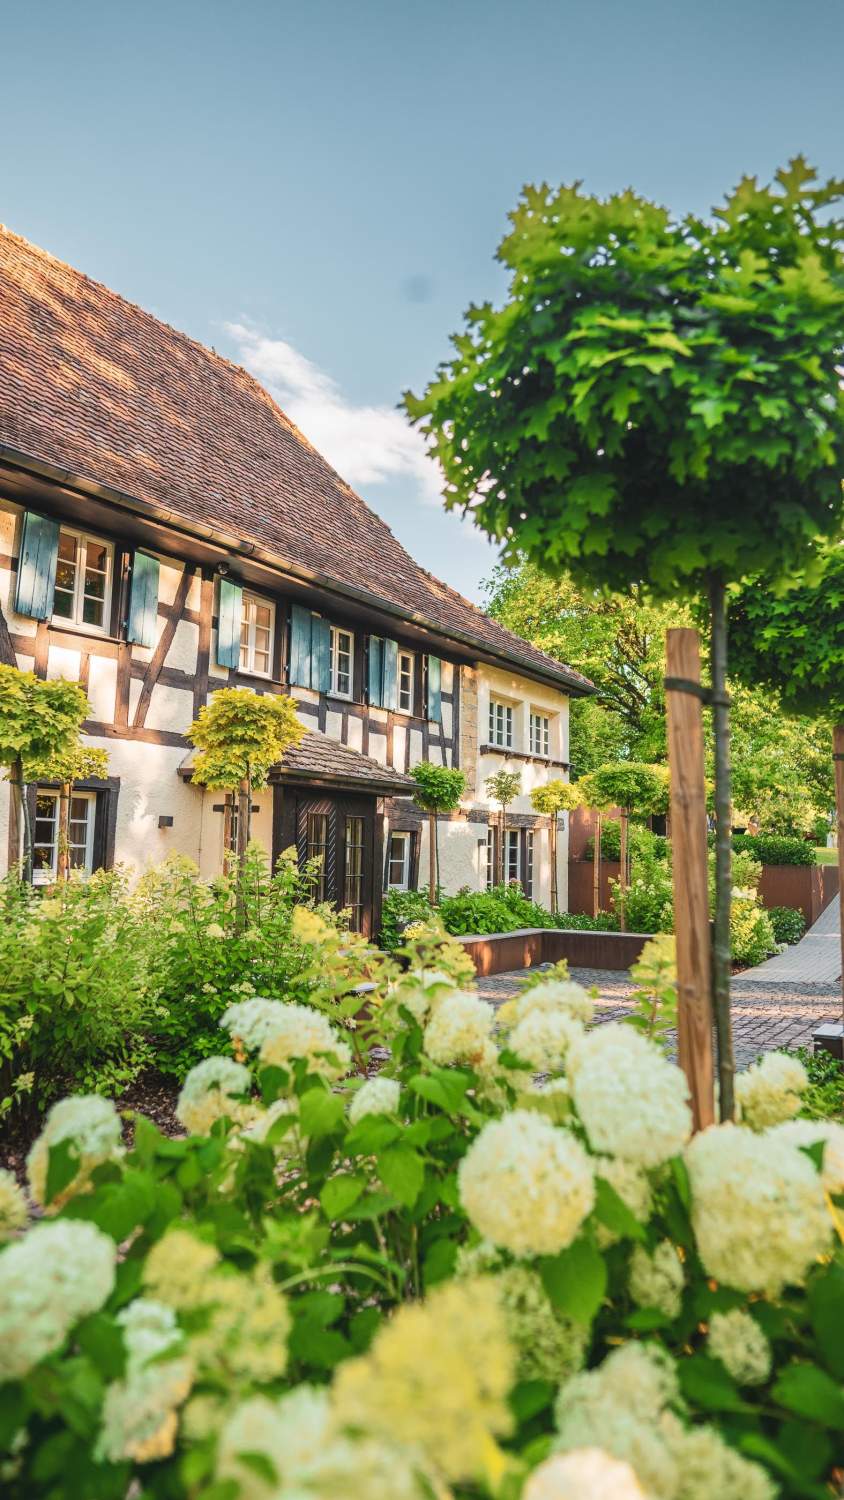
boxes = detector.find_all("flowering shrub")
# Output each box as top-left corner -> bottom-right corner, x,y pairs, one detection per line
1,924 -> 842,1500
768,905 -> 806,946
380,883 -> 618,950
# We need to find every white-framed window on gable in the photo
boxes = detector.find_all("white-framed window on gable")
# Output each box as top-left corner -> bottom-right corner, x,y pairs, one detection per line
488,697 -> 514,749
32,790 -> 96,885
529,710 -> 550,758
506,828 -> 520,886
52,527 -> 112,632
239,592 -> 274,677
398,650 -> 414,713
387,831 -> 411,890
331,626 -> 354,698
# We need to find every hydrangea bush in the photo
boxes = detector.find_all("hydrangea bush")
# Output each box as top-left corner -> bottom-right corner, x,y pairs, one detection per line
0,918 -> 842,1500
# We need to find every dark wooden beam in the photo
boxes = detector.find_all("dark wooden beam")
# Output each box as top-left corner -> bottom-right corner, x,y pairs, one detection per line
133,564 -> 196,728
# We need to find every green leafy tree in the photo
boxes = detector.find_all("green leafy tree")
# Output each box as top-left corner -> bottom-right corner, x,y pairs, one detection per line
485,768 -> 522,887
187,688 -> 304,865
407,160 -> 844,1116
530,778 -> 581,913
0,666 -> 90,883
409,762 -> 467,903
578,762 -> 667,930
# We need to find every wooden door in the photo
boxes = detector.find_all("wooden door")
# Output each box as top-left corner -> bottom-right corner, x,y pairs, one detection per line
288,790 -> 377,937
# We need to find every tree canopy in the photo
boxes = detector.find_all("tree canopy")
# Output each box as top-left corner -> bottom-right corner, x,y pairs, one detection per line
579,762 -> 668,817
407,160 -> 844,598
409,763 -> 466,813
529,779 -> 582,816
187,689 -> 304,792
729,544 -> 844,724
0,667 -> 90,774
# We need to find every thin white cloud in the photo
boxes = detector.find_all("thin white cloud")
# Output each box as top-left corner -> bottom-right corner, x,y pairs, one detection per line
224,321 -> 443,502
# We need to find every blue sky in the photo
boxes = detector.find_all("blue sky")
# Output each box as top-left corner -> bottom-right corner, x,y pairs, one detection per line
2,0 -> 842,600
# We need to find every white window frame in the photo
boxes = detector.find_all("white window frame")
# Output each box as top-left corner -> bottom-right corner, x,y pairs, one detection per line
31,789 -> 96,886
488,697 -> 514,750
387,830 -> 411,891
525,829 -> 535,896
398,650 -> 414,714
51,526 -> 113,635
331,626 -> 354,699
239,591 -> 275,678
506,828 -> 521,886
529,710 -> 550,758
485,825 -> 496,890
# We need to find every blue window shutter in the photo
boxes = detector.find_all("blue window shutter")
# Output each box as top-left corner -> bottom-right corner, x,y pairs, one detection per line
217,577 -> 243,669
14,511 -> 60,620
382,638 -> 398,710
427,655 -> 442,722
289,604 -> 313,687
312,615 -> 331,693
127,552 -> 160,648
368,636 -> 384,705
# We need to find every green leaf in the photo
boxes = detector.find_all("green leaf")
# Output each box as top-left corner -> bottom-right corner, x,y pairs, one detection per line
509,1379 -> 555,1421
45,1139 -> 79,1205
75,1314 -> 126,1380
679,1355 -> 754,1414
319,1173 -> 365,1220
594,1175 -> 646,1241
349,1306 -> 382,1352
408,1068 -> 470,1114
539,1235 -> 607,1324
808,1264 -> 844,1379
377,1145 -> 425,1208
772,1363 -> 844,1430
423,1236 -> 458,1288
299,1087 -> 345,1139
345,1115 -> 401,1155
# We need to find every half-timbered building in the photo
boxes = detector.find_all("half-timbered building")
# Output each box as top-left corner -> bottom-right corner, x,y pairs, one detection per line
0,225 -> 594,934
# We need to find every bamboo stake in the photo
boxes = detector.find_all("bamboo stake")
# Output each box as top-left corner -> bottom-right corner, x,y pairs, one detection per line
834,724 -> 844,1025
665,628 -> 715,1130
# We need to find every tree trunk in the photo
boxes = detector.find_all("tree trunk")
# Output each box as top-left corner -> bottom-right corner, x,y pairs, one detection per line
236,777 -> 250,862
13,756 -> 32,883
709,574 -> 735,1121
618,810 -> 629,932
593,812 -> 602,919
550,815 -> 558,915
665,627 -> 715,1130
223,793 -> 235,875
57,780 -> 71,883
834,724 -> 844,1027
428,811 -> 437,905
500,807 -> 507,885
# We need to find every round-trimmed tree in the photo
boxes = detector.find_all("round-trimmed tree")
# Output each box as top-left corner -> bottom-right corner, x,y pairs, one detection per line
409,762 -> 467,903
530,779 -> 581,914
579,763 -> 667,930
485,769 -> 523,888
406,160 -> 844,1116
0,666 -> 91,882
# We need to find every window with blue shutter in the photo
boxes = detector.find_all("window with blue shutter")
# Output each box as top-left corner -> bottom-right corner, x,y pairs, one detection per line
127,552 -> 161,648
312,615 -> 331,693
427,655 -> 443,722
216,577 -> 244,669
14,511 -> 60,621
382,638 -> 398,710
290,606 -> 334,692
368,635 -> 384,705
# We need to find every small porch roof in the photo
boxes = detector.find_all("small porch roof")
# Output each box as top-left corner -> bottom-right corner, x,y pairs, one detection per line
179,729 -> 416,798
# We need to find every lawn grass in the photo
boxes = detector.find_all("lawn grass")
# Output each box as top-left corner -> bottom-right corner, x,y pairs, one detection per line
814,846 -> 839,865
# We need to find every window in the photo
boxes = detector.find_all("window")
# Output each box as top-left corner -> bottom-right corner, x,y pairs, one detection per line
239,592 -> 274,677
525,830 -> 534,898
52,527 -> 112,631
387,831 -> 411,890
398,651 -> 414,713
485,825 -> 497,889
32,790 -> 96,885
344,815 -> 365,931
530,711 -> 550,758
506,829 -> 520,886
306,812 -> 329,901
331,627 -> 353,698
488,698 -> 514,749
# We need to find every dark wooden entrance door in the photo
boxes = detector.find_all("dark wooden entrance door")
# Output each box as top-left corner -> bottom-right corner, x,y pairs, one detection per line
275,788 -> 378,937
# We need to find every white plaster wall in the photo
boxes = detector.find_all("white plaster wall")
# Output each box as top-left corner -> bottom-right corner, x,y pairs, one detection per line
81,735 -> 202,878
196,786 -> 274,880
86,656 -> 117,722
474,664 -> 570,814
144,682 -> 194,735
46,644 -> 82,682
392,723 -> 407,772
346,716 -> 363,753
417,818 -> 485,896
325,709 -> 344,742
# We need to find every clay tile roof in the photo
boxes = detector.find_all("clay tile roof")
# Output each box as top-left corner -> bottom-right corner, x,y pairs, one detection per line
0,224 -> 593,695
180,732 -> 415,795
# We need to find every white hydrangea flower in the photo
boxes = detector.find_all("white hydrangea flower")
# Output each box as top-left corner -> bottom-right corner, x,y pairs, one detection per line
685,1123 -> 832,1294
524,1448 -> 648,1500
176,1056 -> 252,1135
569,1024 -> 691,1167
0,1220 -> 116,1380
554,1344 -> 681,1498
217,1387 -> 333,1499
457,1257 -> 587,1383
239,1097 -> 302,1155
509,978 -> 594,1026
258,1002 -> 352,1080
423,991 -> 494,1067
349,1076 -> 400,1124
629,1241 -> 684,1319
768,1117 -> 844,1194
220,996 -> 290,1051
707,1308 -> 772,1386
509,1009 -> 584,1072
96,1299 -> 193,1463
142,1228 -> 220,1308
593,1156 -> 654,1247
459,1110 -> 595,1256
26,1094 -> 122,1209
735,1052 -> 807,1130
669,1421 -> 777,1500
522,1076 -> 571,1125
0,1169 -> 27,1240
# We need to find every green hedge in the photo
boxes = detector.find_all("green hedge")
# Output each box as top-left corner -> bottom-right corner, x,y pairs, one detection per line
768,905 -> 807,945
729,833 -> 815,866
380,885 -> 617,950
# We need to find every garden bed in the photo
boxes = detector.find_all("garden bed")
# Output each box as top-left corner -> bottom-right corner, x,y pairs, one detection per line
459,926 -> 650,976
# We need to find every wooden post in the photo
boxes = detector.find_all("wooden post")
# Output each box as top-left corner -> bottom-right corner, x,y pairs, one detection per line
236,778 -> 249,861
834,724 -> 844,1025
665,628 -> 715,1130
593,812 -> 602,919
618,811 -> 629,932
550,815 -> 558,915
57,781 -> 71,882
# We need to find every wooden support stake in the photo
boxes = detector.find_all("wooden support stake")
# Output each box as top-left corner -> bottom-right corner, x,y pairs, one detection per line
665,628 -> 715,1130
834,724 -> 844,1025
618,810 -> 629,932
593,812 -> 602,919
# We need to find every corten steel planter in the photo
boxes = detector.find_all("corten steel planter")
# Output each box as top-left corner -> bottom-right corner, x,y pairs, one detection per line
458,927 -> 649,977
567,859 -> 840,928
